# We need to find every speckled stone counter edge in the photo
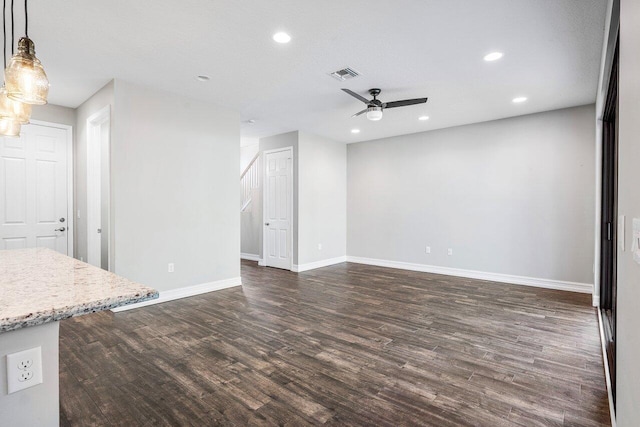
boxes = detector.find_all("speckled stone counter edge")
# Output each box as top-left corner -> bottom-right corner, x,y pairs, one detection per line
0,290 -> 159,333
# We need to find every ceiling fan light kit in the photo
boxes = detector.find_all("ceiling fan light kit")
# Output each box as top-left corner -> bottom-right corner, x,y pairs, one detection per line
342,88 -> 428,122
0,0 -> 49,137
366,106 -> 383,121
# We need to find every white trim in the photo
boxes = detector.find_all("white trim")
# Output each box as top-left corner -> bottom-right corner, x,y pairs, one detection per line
30,120 -> 74,258
593,294 -> 601,307
346,256 -> 593,294
86,106 -> 111,269
111,277 -> 242,312
262,146 -> 294,271
292,256 -> 347,273
258,259 -> 266,266
597,308 -> 617,427
241,253 -> 260,261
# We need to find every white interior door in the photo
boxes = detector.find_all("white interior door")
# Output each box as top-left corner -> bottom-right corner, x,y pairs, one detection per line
0,124 -> 69,254
264,148 -> 292,270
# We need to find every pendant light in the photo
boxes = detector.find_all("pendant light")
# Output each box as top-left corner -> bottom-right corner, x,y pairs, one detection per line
0,0 -> 22,136
0,85 -> 30,122
5,0 -> 48,105
0,113 -> 20,136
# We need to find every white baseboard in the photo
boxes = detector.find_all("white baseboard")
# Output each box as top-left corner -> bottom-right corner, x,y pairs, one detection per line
240,253 -> 260,262
111,277 -> 242,312
592,294 -> 600,307
258,259 -> 266,266
597,309 -> 617,427
292,256 -> 347,273
346,256 -> 593,294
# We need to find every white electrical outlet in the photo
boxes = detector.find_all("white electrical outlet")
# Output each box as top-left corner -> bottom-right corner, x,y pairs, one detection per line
447,248 -> 453,256
426,246 -> 431,254
318,243 -> 322,250
6,347 -> 43,394
168,263 -> 175,273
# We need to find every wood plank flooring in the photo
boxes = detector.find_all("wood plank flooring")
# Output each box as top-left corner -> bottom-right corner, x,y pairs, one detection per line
59,261 -> 610,426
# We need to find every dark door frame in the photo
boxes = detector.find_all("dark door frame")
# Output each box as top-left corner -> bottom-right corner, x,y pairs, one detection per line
600,35 -> 618,405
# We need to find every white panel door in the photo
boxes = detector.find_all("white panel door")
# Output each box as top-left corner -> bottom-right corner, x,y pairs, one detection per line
264,148 -> 292,270
0,124 -> 69,254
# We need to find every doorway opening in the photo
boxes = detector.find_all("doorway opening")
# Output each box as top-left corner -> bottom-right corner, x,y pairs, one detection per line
600,37 -> 618,405
86,106 -> 111,271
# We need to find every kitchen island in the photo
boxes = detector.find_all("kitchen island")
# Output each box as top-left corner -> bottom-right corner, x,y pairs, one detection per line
0,247 -> 158,427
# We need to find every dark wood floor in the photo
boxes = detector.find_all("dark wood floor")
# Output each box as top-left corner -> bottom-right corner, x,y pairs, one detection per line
59,261 -> 610,426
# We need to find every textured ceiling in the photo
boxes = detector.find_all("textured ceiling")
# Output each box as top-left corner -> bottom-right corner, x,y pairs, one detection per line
26,0 -> 607,142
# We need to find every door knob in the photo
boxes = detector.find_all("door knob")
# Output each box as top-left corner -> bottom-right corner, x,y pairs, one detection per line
54,227 -> 66,232
265,222 -> 270,226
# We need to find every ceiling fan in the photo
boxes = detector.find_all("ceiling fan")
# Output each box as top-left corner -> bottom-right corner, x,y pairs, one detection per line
342,88 -> 428,121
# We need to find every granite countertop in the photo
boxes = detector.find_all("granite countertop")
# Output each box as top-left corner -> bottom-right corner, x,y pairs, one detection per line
0,248 -> 158,332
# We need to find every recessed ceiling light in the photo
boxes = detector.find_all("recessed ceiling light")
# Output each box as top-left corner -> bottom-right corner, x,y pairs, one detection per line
418,116 -> 430,121
351,128 -> 360,134
273,32 -> 291,43
484,52 -> 503,62
512,96 -> 528,103
196,75 -> 210,82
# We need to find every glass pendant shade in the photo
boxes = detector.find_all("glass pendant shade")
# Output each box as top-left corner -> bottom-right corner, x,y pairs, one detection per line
5,37 -> 49,105
366,106 -> 383,121
0,85 -> 32,123
0,117 -> 21,137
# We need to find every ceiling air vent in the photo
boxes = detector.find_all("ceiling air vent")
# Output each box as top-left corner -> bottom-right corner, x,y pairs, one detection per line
329,67 -> 360,81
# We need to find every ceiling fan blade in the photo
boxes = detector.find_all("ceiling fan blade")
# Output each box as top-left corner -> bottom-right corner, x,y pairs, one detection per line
342,88 -> 370,104
352,108 -> 368,117
383,98 -> 428,109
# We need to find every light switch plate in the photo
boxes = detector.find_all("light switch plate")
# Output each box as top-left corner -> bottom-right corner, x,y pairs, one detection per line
633,218 -> 640,265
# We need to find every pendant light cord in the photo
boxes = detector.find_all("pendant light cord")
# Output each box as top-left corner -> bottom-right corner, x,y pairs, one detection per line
23,0 -> 26,37
3,0 -> 6,69
10,0 -> 13,55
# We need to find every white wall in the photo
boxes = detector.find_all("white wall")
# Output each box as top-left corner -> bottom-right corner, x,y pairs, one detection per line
31,104 -> 75,128
348,105 -> 595,285
616,1 -> 640,424
111,80 -> 240,292
298,132 -> 347,266
244,131 -> 348,268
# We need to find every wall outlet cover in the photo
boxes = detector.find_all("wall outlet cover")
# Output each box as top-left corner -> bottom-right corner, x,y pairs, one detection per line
6,347 -> 43,394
